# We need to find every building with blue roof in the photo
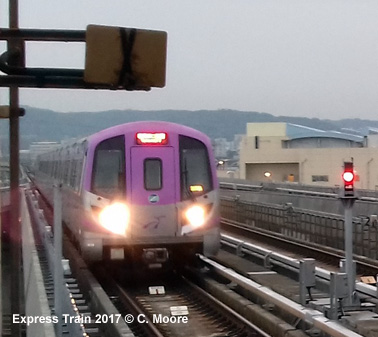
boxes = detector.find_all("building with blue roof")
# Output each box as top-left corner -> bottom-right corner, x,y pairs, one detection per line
240,122 -> 378,189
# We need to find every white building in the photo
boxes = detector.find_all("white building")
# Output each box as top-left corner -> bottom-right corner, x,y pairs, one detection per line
239,122 -> 378,189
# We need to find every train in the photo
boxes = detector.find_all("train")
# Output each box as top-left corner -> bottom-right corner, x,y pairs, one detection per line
34,121 -> 220,265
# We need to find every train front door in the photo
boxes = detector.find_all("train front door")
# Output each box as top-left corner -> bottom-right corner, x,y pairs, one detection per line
130,146 -> 178,237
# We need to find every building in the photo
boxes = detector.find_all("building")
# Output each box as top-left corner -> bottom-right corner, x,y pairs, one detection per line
239,122 -> 378,189
212,138 -> 230,158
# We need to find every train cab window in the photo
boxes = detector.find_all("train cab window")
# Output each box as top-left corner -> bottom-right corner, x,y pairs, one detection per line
144,159 -> 162,190
92,136 -> 125,198
179,136 -> 212,200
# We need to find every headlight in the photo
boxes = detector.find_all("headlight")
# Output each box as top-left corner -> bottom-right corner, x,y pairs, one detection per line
98,202 -> 130,235
185,205 -> 205,227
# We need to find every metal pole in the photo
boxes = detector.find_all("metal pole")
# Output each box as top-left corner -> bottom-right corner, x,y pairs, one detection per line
8,1 -> 24,336
376,274 -> 378,313
0,182 -> 2,337
329,273 -> 338,320
54,184 -> 63,336
299,258 -> 315,306
344,199 -> 355,305
9,94 -> 21,337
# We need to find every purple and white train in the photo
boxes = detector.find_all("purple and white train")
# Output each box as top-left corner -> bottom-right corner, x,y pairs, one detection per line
35,121 -> 220,264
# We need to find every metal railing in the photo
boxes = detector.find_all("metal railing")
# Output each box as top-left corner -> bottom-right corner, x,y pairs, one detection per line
219,179 -> 378,201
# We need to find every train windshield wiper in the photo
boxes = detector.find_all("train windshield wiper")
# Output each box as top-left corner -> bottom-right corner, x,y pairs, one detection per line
182,156 -> 196,201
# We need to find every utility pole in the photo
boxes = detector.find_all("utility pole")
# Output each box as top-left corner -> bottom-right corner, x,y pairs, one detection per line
8,1 -> 24,336
340,161 -> 358,306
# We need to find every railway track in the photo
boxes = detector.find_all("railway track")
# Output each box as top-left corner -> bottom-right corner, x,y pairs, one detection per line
26,182 -> 373,337
23,179 -> 378,336
221,218 -> 378,277
27,184 -> 271,337
94,265 -> 267,337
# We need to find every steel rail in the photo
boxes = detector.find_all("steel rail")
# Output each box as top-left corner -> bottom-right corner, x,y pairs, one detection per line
200,255 -> 363,337
114,283 -> 165,337
109,269 -> 267,337
220,232 -> 377,302
182,276 -> 271,337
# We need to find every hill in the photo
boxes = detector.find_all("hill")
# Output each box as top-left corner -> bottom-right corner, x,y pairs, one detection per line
1,107 -> 377,153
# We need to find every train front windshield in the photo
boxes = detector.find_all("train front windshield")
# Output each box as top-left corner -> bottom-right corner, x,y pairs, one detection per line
179,135 -> 213,200
91,136 -> 126,199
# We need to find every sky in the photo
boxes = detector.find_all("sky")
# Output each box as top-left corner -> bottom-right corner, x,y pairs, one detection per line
1,0 -> 378,120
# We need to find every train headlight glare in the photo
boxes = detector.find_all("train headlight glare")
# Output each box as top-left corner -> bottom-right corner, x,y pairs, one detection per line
185,205 -> 205,227
99,202 -> 129,235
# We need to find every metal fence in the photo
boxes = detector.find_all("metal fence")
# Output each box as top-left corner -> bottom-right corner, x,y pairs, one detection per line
221,197 -> 378,260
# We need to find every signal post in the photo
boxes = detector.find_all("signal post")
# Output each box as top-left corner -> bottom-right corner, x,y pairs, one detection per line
340,161 -> 359,306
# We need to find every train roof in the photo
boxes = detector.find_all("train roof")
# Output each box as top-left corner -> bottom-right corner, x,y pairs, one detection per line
87,121 -> 211,145
36,121 -> 212,158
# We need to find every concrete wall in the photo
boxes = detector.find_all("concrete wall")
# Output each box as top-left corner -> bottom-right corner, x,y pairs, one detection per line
217,170 -> 240,179
247,122 -> 287,137
21,192 -> 56,337
245,163 -> 299,182
367,134 -> 378,147
287,137 -> 359,148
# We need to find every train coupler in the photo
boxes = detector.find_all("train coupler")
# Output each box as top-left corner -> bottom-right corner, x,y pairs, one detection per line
142,248 -> 169,266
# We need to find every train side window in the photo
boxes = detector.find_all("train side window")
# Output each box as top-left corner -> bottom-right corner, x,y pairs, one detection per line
179,136 -> 212,200
92,136 -> 125,198
57,160 -> 62,180
69,160 -> 77,188
53,160 -> 57,178
144,159 -> 162,190
74,159 -> 83,191
63,160 -> 70,184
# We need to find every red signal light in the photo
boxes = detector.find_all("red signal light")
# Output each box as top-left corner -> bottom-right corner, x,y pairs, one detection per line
342,171 -> 354,183
342,162 -> 355,196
